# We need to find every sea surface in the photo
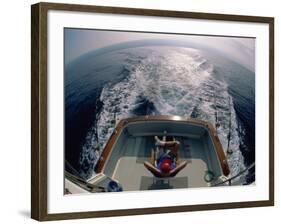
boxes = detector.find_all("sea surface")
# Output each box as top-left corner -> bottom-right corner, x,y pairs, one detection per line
65,40 -> 255,184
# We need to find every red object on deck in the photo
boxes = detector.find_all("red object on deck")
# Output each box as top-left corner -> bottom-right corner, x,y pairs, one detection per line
160,159 -> 172,173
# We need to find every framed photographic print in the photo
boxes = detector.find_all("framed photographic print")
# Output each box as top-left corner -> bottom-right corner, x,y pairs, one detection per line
31,2 -> 274,221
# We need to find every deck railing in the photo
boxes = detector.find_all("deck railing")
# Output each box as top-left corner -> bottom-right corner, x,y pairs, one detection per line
212,163 -> 255,186
65,170 -> 106,192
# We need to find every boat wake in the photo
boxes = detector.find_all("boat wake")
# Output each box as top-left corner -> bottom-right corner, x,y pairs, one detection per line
79,47 -> 246,182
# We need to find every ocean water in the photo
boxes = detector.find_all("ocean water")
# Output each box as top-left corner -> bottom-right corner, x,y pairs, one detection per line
65,43 -> 255,184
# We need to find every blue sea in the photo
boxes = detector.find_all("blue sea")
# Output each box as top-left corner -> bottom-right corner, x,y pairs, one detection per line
65,40 -> 255,184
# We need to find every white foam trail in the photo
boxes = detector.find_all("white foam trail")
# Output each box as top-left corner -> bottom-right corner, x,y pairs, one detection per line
80,47 -> 246,181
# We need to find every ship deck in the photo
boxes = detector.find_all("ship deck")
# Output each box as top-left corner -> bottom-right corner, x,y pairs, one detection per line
107,135 -> 218,191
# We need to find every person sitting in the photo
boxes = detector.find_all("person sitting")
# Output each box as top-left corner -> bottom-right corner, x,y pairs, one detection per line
154,135 -> 179,165
144,135 -> 187,178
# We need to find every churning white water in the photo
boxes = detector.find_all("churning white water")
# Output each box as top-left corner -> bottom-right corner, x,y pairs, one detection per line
80,47 -> 246,181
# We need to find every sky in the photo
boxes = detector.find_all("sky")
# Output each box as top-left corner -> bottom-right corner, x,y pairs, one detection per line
64,28 -> 255,72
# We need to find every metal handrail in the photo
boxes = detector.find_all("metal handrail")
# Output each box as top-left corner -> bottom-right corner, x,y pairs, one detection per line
65,171 -> 106,192
65,160 -> 81,178
212,163 -> 255,186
